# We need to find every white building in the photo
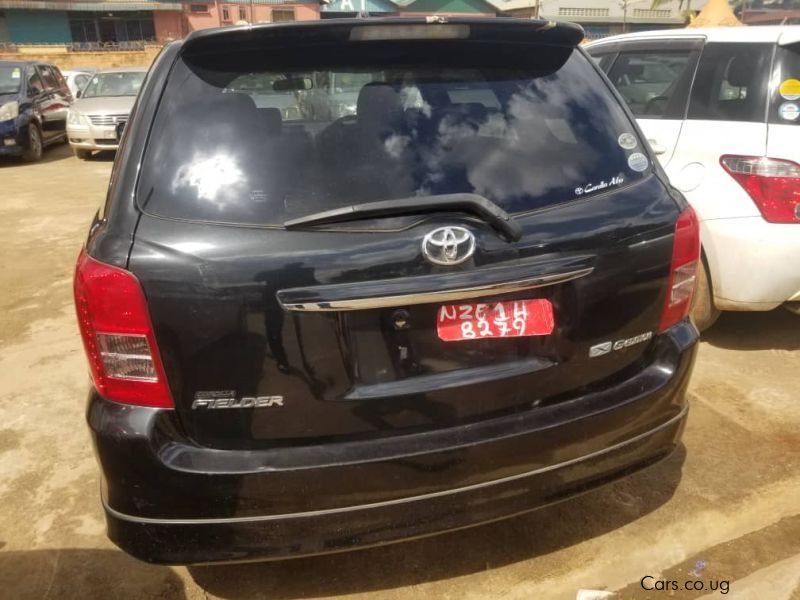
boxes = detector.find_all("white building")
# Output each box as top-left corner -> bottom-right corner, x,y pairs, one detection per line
492,0 -> 710,38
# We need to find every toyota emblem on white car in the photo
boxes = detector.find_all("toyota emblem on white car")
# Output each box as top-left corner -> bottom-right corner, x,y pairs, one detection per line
422,226 -> 476,266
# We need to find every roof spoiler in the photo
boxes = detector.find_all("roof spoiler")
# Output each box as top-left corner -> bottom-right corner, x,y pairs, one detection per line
179,17 -> 585,57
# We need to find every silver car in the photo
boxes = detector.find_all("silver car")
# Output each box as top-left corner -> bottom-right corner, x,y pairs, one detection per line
67,67 -> 146,159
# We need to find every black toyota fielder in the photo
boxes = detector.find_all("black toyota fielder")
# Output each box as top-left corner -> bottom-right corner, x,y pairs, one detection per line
75,18 -> 699,564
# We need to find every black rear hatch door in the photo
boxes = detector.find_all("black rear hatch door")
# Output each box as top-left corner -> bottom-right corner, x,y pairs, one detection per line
127,22 -> 679,449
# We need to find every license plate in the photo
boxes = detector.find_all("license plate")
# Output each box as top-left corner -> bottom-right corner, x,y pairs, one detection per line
437,299 -> 554,341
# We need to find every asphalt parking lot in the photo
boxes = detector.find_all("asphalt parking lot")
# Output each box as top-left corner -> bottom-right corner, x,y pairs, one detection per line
1,144 -> 799,600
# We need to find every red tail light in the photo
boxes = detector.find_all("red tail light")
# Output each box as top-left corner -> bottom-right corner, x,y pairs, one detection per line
720,155 -> 800,224
659,206 -> 700,332
73,249 -> 173,408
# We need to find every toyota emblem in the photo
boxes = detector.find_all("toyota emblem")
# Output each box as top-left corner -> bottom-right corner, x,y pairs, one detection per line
422,226 -> 475,266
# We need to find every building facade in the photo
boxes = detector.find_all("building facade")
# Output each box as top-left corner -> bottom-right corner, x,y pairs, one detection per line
493,0 -> 709,37
0,0 -> 320,46
0,0 -> 723,47
737,0 -> 800,25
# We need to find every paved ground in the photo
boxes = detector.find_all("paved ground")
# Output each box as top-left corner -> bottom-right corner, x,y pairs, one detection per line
1,144 -> 799,600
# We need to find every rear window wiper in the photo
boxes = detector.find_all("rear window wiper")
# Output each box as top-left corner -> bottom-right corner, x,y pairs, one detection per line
283,193 -> 522,242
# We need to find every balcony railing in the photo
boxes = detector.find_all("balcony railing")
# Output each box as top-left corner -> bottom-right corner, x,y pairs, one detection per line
0,40 -> 159,52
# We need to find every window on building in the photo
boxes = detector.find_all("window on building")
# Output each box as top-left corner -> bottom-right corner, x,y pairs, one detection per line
68,12 -> 155,43
190,4 -> 209,13
272,8 -> 295,22
69,15 -> 99,43
606,50 -> 693,118
239,6 -> 247,20
222,6 -> 230,21
558,7 -> 609,17
632,9 -> 671,18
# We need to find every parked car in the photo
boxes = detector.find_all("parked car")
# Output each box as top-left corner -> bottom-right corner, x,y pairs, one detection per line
588,26 -> 800,330
75,18 -> 700,565
67,67 -> 146,159
0,60 -> 72,161
62,68 -> 97,98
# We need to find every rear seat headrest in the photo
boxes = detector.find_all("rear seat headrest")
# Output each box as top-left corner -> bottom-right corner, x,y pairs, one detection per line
218,92 -> 258,115
258,107 -> 282,136
725,55 -> 756,89
357,82 -> 401,128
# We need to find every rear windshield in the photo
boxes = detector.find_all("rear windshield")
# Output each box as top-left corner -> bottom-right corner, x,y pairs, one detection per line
137,42 -> 649,226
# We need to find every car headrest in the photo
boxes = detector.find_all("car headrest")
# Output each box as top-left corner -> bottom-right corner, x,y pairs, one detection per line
626,64 -> 645,79
725,55 -> 754,88
357,82 -> 400,129
217,92 -> 258,117
258,107 -> 282,136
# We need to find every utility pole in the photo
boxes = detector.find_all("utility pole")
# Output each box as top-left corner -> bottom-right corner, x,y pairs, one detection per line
620,0 -> 629,33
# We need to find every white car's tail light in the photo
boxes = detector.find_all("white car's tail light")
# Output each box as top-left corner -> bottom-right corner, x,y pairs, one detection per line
720,155 -> 800,224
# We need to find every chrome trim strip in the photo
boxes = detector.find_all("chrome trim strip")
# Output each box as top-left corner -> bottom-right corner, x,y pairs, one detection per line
102,405 -> 687,526
279,267 -> 594,312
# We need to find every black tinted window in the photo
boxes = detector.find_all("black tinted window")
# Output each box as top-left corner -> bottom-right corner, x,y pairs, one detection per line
27,68 -> 44,95
772,43 -> 800,125
606,50 -> 693,118
688,43 -> 772,123
138,43 -> 649,226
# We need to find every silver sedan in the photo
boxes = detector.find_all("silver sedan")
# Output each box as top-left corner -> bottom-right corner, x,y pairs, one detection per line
67,67 -> 146,159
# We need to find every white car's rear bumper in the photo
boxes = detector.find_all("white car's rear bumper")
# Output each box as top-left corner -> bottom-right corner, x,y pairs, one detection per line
703,217 -> 800,311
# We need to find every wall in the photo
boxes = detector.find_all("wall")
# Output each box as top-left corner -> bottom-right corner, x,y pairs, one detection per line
5,10 -> 71,44
154,11 -> 185,41
537,0 -> 708,24
0,46 -> 162,70
216,3 -> 320,25
184,3 -> 222,32
253,3 -> 320,22
321,0 -> 395,14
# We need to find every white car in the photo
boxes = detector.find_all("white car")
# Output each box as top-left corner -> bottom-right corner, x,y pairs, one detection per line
61,69 -> 96,98
587,26 -> 800,330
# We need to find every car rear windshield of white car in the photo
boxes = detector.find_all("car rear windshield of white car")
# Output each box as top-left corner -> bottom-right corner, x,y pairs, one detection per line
137,42 -> 650,226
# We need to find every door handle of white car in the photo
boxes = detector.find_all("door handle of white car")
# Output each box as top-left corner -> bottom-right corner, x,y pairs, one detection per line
648,139 -> 667,155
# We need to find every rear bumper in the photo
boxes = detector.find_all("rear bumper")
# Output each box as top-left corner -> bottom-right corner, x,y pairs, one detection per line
702,217 -> 800,310
89,321 -> 698,565
67,123 -> 119,151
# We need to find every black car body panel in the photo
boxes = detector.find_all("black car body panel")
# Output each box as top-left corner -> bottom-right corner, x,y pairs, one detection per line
79,18 -> 698,564
128,174 -> 679,449
92,320 -> 695,564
